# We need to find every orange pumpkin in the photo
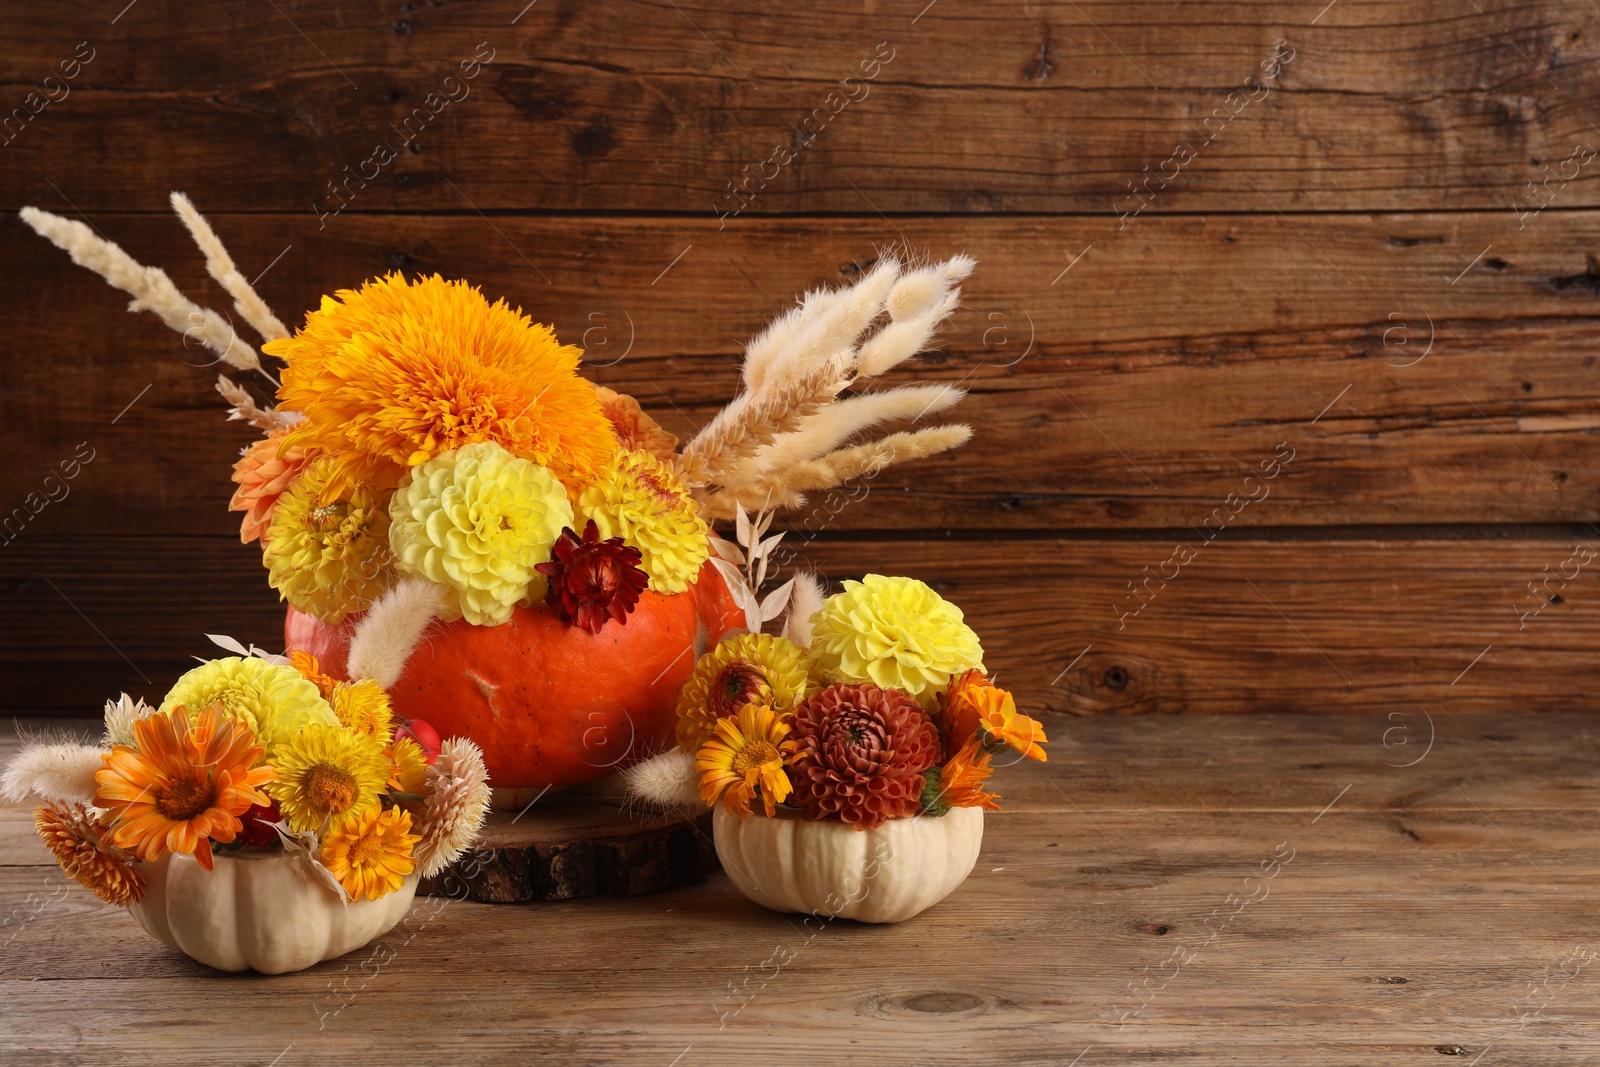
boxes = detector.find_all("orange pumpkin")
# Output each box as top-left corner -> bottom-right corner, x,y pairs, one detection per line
284,561 -> 743,789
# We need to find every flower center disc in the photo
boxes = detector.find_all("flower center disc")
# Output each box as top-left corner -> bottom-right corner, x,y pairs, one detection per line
156,774 -> 216,822
306,764 -> 359,814
348,831 -> 382,867
732,741 -> 780,776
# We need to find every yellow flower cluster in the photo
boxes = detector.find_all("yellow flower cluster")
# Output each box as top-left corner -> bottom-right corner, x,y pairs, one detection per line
809,574 -> 984,705
578,448 -> 710,595
263,456 -> 392,624
389,441 -> 573,626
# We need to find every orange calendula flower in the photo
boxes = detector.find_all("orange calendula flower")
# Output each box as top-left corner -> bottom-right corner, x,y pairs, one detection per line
330,679 -> 394,742
267,272 -> 616,497
695,704 -> 795,817
387,735 -> 430,797
94,705 -> 276,871
34,801 -> 147,906
923,740 -> 1001,814
229,428 -> 308,544
938,670 -> 1048,762
287,649 -> 338,698
320,805 -> 420,901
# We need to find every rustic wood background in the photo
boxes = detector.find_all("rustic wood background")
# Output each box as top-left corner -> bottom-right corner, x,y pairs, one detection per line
4,1 -> 1598,717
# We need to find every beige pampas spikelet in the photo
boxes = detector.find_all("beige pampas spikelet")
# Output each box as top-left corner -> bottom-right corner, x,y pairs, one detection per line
216,375 -> 299,432
781,572 -> 826,648
169,192 -> 290,343
734,384 -> 965,479
1,744 -> 106,805
621,748 -> 701,810
741,257 -> 900,397
19,206 -> 271,384
346,578 -> 445,689
679,354 -> 851,489
776,424 -> 974,498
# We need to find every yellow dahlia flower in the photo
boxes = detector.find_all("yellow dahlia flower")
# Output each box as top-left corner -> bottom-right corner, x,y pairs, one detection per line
266,722 -> 390,832
809,574 -> 985,706
267,273 -> 615,496
320,804 -> 419,901
676,633 -> 814,754
576,448 -> 710,595
389,441 -> 574,626
160,657 -> 338,754
330,679 -> 393,742
263,457 -> 392,624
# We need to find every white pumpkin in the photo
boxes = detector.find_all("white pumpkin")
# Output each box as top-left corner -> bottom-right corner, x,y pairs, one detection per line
128,850 -> 419,974
712,805 -> 983,923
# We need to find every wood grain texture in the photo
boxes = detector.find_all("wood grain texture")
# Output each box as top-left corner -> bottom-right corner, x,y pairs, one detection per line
6,534 -> 1599,716
8,211 -> 1600,539
3,2 -> 1600,213
3,714 -> 1597,1064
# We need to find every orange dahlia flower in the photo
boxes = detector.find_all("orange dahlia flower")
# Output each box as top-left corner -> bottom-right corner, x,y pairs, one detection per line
938,670 -> 1049,762
595,386 -> 679,464
266,273 -> 616,497
94,705 -> 276,871
229,428 -> 308,544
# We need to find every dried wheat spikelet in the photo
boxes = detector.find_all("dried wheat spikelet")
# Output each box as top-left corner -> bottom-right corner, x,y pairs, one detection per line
19,206 -> 277,387
216,375 -> 300,432
169,192 -> 290,343
682,250 -> 976,514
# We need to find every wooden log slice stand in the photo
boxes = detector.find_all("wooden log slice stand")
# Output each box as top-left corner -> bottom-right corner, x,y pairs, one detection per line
418,780 -> 718,904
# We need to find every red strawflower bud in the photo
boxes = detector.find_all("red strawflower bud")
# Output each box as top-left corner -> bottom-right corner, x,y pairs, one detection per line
535,520 -> 650,634
236,799 -> 283,849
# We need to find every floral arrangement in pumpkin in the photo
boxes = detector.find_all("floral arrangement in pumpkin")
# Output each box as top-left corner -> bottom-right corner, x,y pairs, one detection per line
626,550 -> 1049,828
3,644 -> 490,908
19,197 -> 977,656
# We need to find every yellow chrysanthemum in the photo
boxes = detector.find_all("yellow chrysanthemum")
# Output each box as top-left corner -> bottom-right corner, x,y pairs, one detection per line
810,574 -> 985,706
263,456 -> 393,624
387,735 -> 430,797
265,722 -> 390,832
160,657 -> 338,755
267,272 -> 616,497
576,448 -> 710,595
675,633 -> 813,754
330,679 -> 393,742
389,441 -> 574,626
320,804 -> 419,902
695,704 -> 795,817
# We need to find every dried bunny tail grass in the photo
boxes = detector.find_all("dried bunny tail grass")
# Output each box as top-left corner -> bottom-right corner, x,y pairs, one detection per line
347,578 -> 445,689
731,383 -> 965,480
1,743 -> 106,805
19,206 -> 272,385
778,424 -> 973,495
741,256 -> 900,397
217,375 -> 300,432
621,748 -> 701,812
169,192 -> 289,343
679,354 -> 851,489
781,572 -> 826,648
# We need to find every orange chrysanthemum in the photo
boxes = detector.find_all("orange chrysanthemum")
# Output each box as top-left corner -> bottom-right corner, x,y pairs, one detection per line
595,386 -> 679,464
287,649 -> 338,698
267,273 -> 616,497
938,669 -> 1049,762
34,801 -> 147,906
94,705 -> 276,871
922,739 -> 1000,814
695,703 -> 795,817
229,428 -> 309,544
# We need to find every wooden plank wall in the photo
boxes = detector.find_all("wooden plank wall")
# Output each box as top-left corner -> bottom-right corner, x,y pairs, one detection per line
3,1 -> 1599,716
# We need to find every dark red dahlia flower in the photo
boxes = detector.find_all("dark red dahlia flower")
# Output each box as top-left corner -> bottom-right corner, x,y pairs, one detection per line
788,683 -> 941,829
535,520 -> 650,634
236,799 -> 283,849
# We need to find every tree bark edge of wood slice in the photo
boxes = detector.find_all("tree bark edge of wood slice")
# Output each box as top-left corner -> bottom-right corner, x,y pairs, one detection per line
417,801 -> 719,904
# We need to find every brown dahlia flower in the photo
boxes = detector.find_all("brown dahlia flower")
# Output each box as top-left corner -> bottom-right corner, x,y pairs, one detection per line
535,520 -> 650,634
789,683 -> 940,829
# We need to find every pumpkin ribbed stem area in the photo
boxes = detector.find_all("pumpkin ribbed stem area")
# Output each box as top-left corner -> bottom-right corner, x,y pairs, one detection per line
306,764 -> 359,813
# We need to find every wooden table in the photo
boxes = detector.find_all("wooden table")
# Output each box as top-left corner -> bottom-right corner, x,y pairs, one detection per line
4,712 -> 1598,1065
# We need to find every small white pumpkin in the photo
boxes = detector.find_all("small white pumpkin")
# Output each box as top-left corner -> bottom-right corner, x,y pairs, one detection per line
128,850 -> 418,974
712,805 -> 983,923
